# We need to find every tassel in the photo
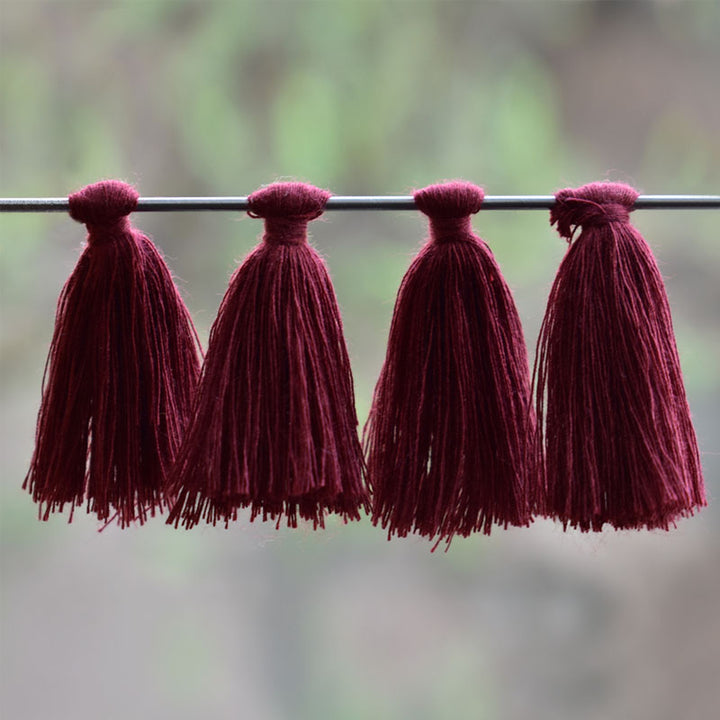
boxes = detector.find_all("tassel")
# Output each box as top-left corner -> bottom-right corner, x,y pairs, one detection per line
534,181 -> 706,531
364,181 -> 534,548
168,182 -> 368,530
24,180 -> 202,527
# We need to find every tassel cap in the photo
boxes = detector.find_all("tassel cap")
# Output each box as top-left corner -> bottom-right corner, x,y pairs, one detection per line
69,180 -> 139,241
551,182 -> 639,240
248,182 -> 331,246
414,181 -> 484,243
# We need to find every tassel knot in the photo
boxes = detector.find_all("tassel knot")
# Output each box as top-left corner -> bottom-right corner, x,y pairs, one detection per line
551,182 -> 638,240
84,217 -> 132,244
414,181 -> 484,244
262,216 -> 310,246
68,180 -> 139,227
248,182 -> 331,247
248,182 -> 330,220
414,180 -> 484,219
427,215 -> 474,243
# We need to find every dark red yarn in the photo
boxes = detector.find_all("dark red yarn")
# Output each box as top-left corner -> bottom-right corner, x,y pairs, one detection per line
167,182 -> 368,530
364,181 -> 534,548
534,181 -> 706,531
24,180 -> 202,527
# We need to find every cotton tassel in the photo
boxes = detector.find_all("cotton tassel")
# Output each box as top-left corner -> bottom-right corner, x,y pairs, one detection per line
24,180 -> 202,527
168,182 -> 368,530
534,181 -> 706,531
364,181 -> 534,548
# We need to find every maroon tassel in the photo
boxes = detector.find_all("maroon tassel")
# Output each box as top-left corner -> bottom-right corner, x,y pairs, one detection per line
534,181 -> 706,531
168,182 -> 368,530
364,181 -> 534,548
24,180 -> 202,527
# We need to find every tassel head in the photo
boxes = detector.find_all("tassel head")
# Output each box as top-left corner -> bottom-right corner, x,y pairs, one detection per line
550,182 -> 637,239
68,180 -> 139,231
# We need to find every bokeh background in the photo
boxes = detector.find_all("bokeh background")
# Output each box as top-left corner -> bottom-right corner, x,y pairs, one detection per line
1,1 -> 719,718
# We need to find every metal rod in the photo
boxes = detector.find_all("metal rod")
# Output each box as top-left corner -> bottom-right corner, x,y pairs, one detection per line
1,195 -> 719,213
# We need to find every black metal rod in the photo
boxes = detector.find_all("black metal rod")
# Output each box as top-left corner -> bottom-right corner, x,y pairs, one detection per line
1,195 -> 719,213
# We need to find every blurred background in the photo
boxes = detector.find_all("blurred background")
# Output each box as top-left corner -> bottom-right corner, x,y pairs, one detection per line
1,1 -> 719,718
